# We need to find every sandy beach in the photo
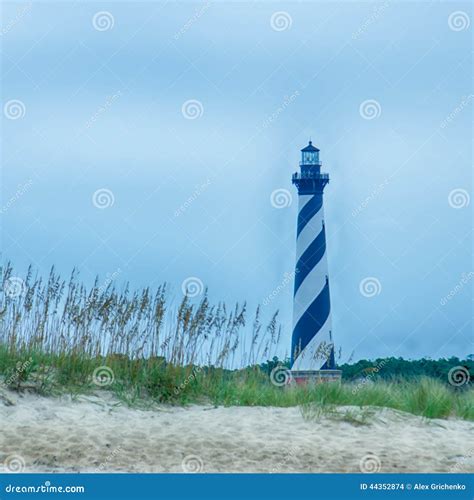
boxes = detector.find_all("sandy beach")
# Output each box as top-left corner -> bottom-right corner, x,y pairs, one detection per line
0,390 -> 472,474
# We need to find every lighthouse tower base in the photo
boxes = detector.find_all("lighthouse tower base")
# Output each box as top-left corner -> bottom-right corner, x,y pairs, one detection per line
291,369 -> 342,385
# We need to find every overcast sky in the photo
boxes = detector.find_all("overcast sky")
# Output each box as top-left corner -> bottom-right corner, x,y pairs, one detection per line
1,1 -> 472,362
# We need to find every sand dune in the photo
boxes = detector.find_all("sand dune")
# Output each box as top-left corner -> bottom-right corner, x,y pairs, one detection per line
0,390 -> 472,473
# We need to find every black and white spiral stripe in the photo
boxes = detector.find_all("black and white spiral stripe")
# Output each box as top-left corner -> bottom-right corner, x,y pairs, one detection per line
291,193 -> 333,370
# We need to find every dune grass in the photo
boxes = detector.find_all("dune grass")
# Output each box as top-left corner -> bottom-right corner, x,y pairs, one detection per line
0,262 -> 282,369
0,262 -> 472,421
0,346 -> 472,421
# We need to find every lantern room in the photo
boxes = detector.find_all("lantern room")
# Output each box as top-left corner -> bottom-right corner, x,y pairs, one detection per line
300,141 -> 320,166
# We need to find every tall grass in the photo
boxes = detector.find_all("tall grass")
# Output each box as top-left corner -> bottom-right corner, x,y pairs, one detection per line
0,262 -> 281,368
1,262 -> 472,421
0,261 -> 284,404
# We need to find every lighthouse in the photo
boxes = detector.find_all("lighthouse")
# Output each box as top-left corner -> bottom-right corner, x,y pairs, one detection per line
291,141 -> 341,383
